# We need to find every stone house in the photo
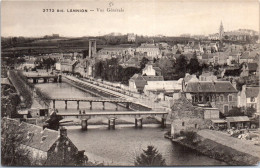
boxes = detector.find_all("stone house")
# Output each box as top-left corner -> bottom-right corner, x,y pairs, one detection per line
2,118 -> 85,166
60,60 -> 78,73
170,94 -> 219,137
184,81 -> 238,114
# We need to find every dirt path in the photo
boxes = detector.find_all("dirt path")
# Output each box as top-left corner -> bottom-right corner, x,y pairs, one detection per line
198,129 -> 260,159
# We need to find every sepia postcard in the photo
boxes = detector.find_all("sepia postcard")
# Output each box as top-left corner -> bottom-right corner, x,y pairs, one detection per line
1,0 -> 260,166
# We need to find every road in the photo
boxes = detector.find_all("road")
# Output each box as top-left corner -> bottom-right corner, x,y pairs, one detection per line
198,129 -> 260,159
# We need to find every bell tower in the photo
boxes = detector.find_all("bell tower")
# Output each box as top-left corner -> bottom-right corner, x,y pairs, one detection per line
219,21 -> 224,40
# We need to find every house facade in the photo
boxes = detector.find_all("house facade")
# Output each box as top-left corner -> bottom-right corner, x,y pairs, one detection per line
136,44 -> 161,58
184,81 -> 238,114
238,85 -> 259,110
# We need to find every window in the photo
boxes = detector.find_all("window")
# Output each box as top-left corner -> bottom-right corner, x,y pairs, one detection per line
195,124 -> 197,129
228,95 -> 233,102
206,96 -> 210,102
182,122 -> 185,126
199,96 -> 203,102
220,95 -> 224,102
251,97 -> 255,102
224,105 -> 229,113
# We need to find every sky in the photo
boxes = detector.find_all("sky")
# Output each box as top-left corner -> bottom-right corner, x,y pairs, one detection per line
1,0 -> 259,37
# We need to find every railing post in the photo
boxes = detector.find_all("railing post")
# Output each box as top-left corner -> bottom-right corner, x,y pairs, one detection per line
77,101 -> 79,110
108,119 -> 110,129
102,102 -> 105,110
65,100 -> 67,110
161,117 -> 166,128
90,101 -> 92,110
53,100 -> 55,109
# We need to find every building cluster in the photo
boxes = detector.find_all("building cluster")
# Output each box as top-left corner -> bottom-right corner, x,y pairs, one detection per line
2,117 -> 87,166
208,22 -> 258,41
18,29 -> 260,133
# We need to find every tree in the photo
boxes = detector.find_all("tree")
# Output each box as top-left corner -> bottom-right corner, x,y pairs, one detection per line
140,57 -> 149,70
245,107 -> 256,117
225,107 -> 244,117
1,118 -> 31,166
188,52 -> 200,74
135,145 -> 166,166
175,54 -> 187,78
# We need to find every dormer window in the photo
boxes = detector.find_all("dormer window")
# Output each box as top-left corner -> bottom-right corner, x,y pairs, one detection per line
228,95 -> 233,102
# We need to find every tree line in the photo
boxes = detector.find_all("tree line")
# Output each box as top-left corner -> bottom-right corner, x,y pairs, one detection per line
93,53 -> 212,84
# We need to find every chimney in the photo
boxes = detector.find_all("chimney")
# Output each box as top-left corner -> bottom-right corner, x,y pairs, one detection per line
60,127 -> 67,137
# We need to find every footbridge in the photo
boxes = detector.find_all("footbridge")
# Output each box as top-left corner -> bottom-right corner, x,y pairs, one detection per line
50,97 -> 132,110
56,111 -> 168,130
25,74 -> 62,83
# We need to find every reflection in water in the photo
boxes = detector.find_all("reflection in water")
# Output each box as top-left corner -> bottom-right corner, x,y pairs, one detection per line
35,82 -> 227,166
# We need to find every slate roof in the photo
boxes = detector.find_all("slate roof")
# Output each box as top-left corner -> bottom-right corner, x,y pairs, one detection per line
245,87 -> 259,98
19,122 -> 59,152
1,118 -> 59,153
184,81 -> 237,93
143,75 -> 164,81
248,63 -> 258,71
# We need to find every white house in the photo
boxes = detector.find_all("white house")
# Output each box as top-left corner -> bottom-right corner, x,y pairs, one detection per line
142,64 -> 161,76
136,44 -> 161,58
143,80 -> 183,100
238,85 -> 259,110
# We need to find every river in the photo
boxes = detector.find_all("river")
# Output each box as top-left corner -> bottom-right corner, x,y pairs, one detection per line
35,82 -> 227,166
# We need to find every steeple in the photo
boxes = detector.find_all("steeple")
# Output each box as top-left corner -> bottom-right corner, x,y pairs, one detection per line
219,21 -> 224,40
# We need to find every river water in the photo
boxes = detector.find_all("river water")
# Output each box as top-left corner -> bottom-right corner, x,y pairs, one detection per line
35,82 -> 227,166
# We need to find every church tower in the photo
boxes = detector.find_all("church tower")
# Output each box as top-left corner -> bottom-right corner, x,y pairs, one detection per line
219,21 -> 224,40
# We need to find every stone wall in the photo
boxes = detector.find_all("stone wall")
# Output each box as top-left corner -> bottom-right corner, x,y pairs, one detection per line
170,94 -> 207,135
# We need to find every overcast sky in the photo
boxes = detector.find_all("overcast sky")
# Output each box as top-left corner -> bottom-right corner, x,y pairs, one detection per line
1,0 -> 259,37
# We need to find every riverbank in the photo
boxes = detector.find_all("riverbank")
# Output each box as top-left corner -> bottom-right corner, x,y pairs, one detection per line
170,129 -> 260,165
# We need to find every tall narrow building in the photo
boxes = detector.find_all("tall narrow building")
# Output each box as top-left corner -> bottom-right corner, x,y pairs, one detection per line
219,21 -> 224,40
